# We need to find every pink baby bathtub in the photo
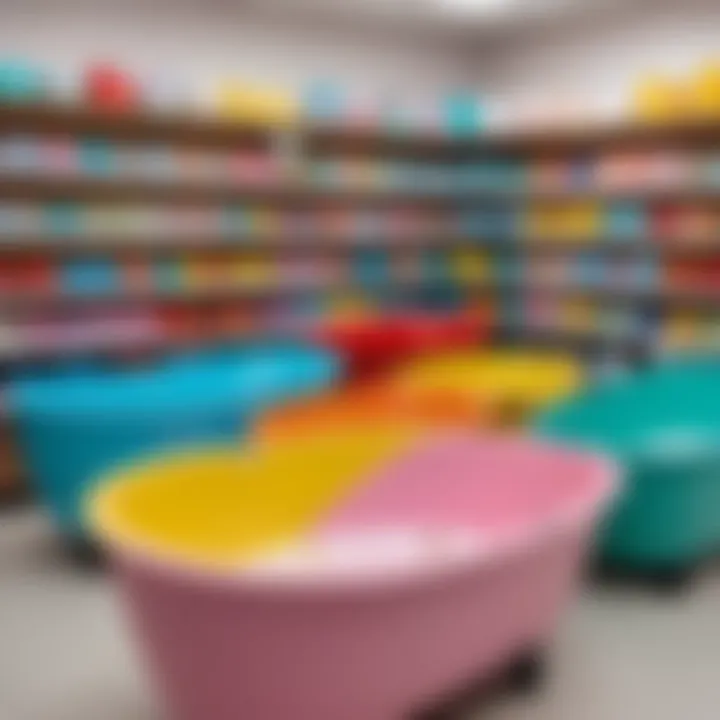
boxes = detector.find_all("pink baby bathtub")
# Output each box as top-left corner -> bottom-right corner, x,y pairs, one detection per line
89,431 -> 616,720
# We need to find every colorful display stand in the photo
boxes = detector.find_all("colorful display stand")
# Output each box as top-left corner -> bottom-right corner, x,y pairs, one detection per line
536,360 -> 720,582
89,430 -> 614,720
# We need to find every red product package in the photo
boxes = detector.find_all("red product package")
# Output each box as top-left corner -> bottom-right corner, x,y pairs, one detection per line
651,203 -> 685,241
84,63 -> 141,112
2,256 -> 57,294
706,260 -> 720,292
667,260 -> 712,292
158,304 -> 202,343
213,303 -> 253,338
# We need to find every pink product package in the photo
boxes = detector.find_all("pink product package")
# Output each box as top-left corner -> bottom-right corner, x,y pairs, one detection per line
19,308 -> 163,352
43,137 -> 78,176
15,321 -> 63,352
68,314 -> 162,347
230,153 -> 280,186
108,432 -> 615,720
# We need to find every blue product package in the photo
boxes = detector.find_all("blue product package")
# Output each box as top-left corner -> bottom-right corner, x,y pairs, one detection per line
465,162 -> 498,191
606,202 -> 647,239
0,59 -> 46,102
580,254 -> 604,287
78,138 -> 117,177
458,210 -> 488,238
353,249 -> 390,287
481,207 -> 516,238
304,81 -> 345,121
500,160 -> 526,192
44,203 -> 81,237
443,92 -> 483,137
61,259 -> 119,295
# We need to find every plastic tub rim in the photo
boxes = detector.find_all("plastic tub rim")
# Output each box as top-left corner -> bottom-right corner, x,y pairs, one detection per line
87,437 -> 619,599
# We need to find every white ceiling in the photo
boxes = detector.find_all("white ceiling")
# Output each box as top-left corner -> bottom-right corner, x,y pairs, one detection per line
12,0 -> 650,48
240,0 -> 625,36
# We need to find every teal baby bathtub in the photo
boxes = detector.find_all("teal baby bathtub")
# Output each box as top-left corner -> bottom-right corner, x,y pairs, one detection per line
536,359 -> 720,573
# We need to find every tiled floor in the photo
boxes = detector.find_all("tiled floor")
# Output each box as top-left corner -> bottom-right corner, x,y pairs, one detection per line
2,508 -> 720,720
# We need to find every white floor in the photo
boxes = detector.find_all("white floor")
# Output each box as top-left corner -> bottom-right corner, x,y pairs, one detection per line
2,508 -> 720,720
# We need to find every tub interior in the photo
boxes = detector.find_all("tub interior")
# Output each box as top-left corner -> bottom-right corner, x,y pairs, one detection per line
322,433 -> 610,537
89,431 -> 420,568
258,386 -> 481,440
91,429 -> 611,576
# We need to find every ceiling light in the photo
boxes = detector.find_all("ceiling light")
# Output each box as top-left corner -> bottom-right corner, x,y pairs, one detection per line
438,0 -> 520,15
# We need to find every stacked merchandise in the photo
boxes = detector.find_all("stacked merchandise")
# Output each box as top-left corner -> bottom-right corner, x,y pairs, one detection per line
0,60 -> 487,137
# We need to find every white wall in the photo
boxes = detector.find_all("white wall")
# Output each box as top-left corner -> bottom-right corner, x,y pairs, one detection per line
476,0 -> 720,116
0,0 -> 476,102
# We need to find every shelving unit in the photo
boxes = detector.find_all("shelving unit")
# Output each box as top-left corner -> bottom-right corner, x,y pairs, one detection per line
470,118 -> 720,362
0,102 -> 502,501
4,100 -> 720,499
4,104 -> 720,353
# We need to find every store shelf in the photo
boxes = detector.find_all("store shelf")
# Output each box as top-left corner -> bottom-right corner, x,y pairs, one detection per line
473,118 -> 720,154
0,335 -> 164,362
497,325 -> 655,363
0,279 -> 690,309
7,103 -> 720,154
3,177 -> 720,209
0,103 -> 485,157
312,117 -> 720,156
5,234 -> 719,256
0,234 -> 487,254
0,175 -> 480,206
475,186 -> 720,203
518,281 -> 720,307
1,279 -> 496,310
0,330 -> 282,363
508,239 -> 720,256
522,327 -> 652,350
515,281 -> 656,301
0,310 -> 492,362
658,289 -> 720,307
0,103 -> 278,148
305,123 -> 486,159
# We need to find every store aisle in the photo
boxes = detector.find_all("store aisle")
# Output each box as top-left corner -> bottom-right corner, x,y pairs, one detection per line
2,508 -> 720,720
